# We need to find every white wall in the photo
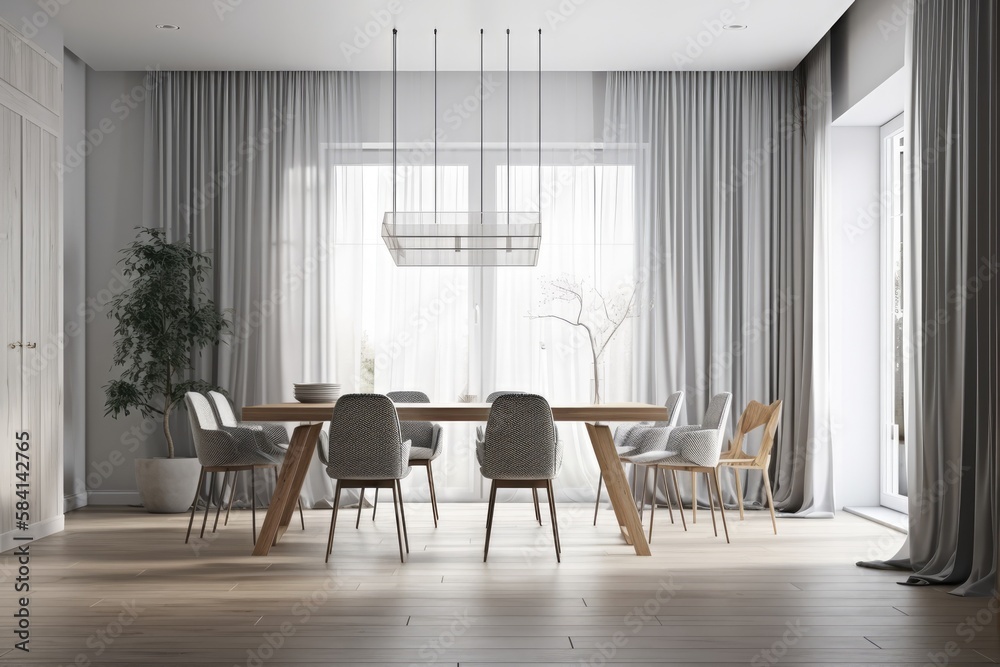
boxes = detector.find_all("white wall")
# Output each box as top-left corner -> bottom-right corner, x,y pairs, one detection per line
829,126 -> 881,507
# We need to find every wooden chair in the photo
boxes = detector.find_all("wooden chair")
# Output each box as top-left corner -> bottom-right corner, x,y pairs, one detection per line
718,399 -> 783,534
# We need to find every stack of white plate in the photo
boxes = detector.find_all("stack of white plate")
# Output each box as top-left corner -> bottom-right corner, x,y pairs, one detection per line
293,383 -> 341,403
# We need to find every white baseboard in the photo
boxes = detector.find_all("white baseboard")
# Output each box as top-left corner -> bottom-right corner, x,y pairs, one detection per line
844,506 -> 908,533
64,491 -> 88,512
86,490 -> 141,506
0,515 -> 65,554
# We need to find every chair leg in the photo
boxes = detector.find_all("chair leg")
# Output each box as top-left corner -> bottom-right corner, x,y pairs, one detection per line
371,488 -> 378,521
704,472 -> 718,538
251,469 -> 258,545
484,481 -> 498,562
546,480 -> 561,563
325,482 -> 342,563
532,488 -> 542,526
426,462 -> 440,528
670,470 -> 687,531
224,469 -> 237,526
592,473 -> 603,526
648,467 -> 657,544
213,471 -> 230,533
395,479 -> 409,554
660,468 -> 674,524
732,466 -> 745,520
691,471 -> 697,523
356,488 -> 366,529
762,467 -> 778,535
298,498 -> 306,530
712,467 -> 730,543
200,471 -> 217,539
639,465 -> 650,521
390,481 -> 407,563
185,467 -> 206,543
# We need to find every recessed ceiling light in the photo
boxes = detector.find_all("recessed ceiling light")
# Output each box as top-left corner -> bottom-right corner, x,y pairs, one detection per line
155,23 -> 180,30
723,24 -> 748,31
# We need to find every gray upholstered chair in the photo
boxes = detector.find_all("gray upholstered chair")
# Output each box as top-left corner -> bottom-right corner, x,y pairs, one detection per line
626,392 -> 733,543
477,390 -> 549,525
477,393 -> 563,562
324,394 -> 412,563
206,390 -> 305,530
184,392 -> 281,545
593,391 -> 684,525
361,391 -> 443,527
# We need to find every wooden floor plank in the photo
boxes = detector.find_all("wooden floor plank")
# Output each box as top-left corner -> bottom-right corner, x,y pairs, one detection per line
0,505 -> 989,665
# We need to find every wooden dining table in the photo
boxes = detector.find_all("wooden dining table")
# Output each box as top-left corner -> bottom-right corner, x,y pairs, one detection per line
240,401 -> 669,557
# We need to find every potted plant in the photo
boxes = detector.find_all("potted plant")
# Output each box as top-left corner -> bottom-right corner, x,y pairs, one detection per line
529,277 -> 640,404
104,228 -> 231,513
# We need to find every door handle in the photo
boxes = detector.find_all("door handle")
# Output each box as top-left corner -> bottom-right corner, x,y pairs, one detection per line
24,342 -> 36,349
9,342 -> 22,349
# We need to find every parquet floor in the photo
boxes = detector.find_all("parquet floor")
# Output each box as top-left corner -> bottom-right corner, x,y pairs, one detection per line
0,503 -> 996,666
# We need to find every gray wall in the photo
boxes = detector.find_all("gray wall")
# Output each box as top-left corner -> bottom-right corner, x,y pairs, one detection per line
63,48 -> 87,510
84,70 -> 155,504
831,0 -> 906,119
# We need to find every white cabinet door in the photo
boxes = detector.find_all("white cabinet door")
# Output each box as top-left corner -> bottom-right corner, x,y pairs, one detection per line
21,117 -> 62,523
0,103 -> 22,537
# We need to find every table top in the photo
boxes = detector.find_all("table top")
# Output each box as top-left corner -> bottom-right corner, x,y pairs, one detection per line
242,401 -> 668,423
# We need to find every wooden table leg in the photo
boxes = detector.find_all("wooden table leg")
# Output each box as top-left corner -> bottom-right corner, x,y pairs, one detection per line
585,422 -> 651,556
253,422 -> 324,556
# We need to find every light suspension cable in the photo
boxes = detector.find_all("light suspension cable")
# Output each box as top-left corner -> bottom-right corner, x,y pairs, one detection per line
392,28 -> 397,219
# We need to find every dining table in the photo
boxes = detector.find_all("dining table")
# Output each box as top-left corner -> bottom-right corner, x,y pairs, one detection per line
240,401 -> 669,557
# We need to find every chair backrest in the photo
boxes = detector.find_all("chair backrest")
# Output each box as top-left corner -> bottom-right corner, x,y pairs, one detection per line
481,393 -> 558,480
207,390 -> 239,427
724,399 -> 783,467
386,390 -> 435,450
327,394 -> 408,480
185,391 -> 223,465
486,390 -> 526,403
655,391 -> 685,428
702,392 -> 732,432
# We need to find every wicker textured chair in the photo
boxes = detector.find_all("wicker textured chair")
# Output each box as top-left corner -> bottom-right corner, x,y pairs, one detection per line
325,394 -> 412,563
593,391 -> 684,525
478,393 -> 563,562
627,392 -> 733,543
206,391 -> 305,530
184,392 -> 281,544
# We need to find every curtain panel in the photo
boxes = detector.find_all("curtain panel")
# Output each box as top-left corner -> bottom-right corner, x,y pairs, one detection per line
605,37 -> 835,516
143,71 -> 363,508
892,0 -> 996,596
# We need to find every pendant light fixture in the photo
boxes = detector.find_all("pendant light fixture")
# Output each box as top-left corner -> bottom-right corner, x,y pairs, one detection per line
381,28 -> 543,267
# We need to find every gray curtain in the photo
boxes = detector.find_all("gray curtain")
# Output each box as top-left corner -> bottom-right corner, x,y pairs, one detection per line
143,71 -> 361,509
606,37 -> 835,517
863,0 -> 997,596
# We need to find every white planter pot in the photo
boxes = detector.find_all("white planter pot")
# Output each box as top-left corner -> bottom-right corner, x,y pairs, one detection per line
135,457 -> 201,514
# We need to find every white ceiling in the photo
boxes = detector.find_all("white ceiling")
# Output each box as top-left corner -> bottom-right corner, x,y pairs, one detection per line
56,0 -> 853,72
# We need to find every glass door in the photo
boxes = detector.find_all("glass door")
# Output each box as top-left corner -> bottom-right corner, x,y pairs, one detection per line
879,113 -> 908,513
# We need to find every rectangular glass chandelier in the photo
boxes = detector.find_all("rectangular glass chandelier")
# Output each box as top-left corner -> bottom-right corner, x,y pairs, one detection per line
381,211 -> 541,267
382,28 -> 543,267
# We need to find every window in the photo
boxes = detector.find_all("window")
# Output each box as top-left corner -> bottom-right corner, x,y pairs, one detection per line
880,113 -> 907,513
325,148 -> 636,500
